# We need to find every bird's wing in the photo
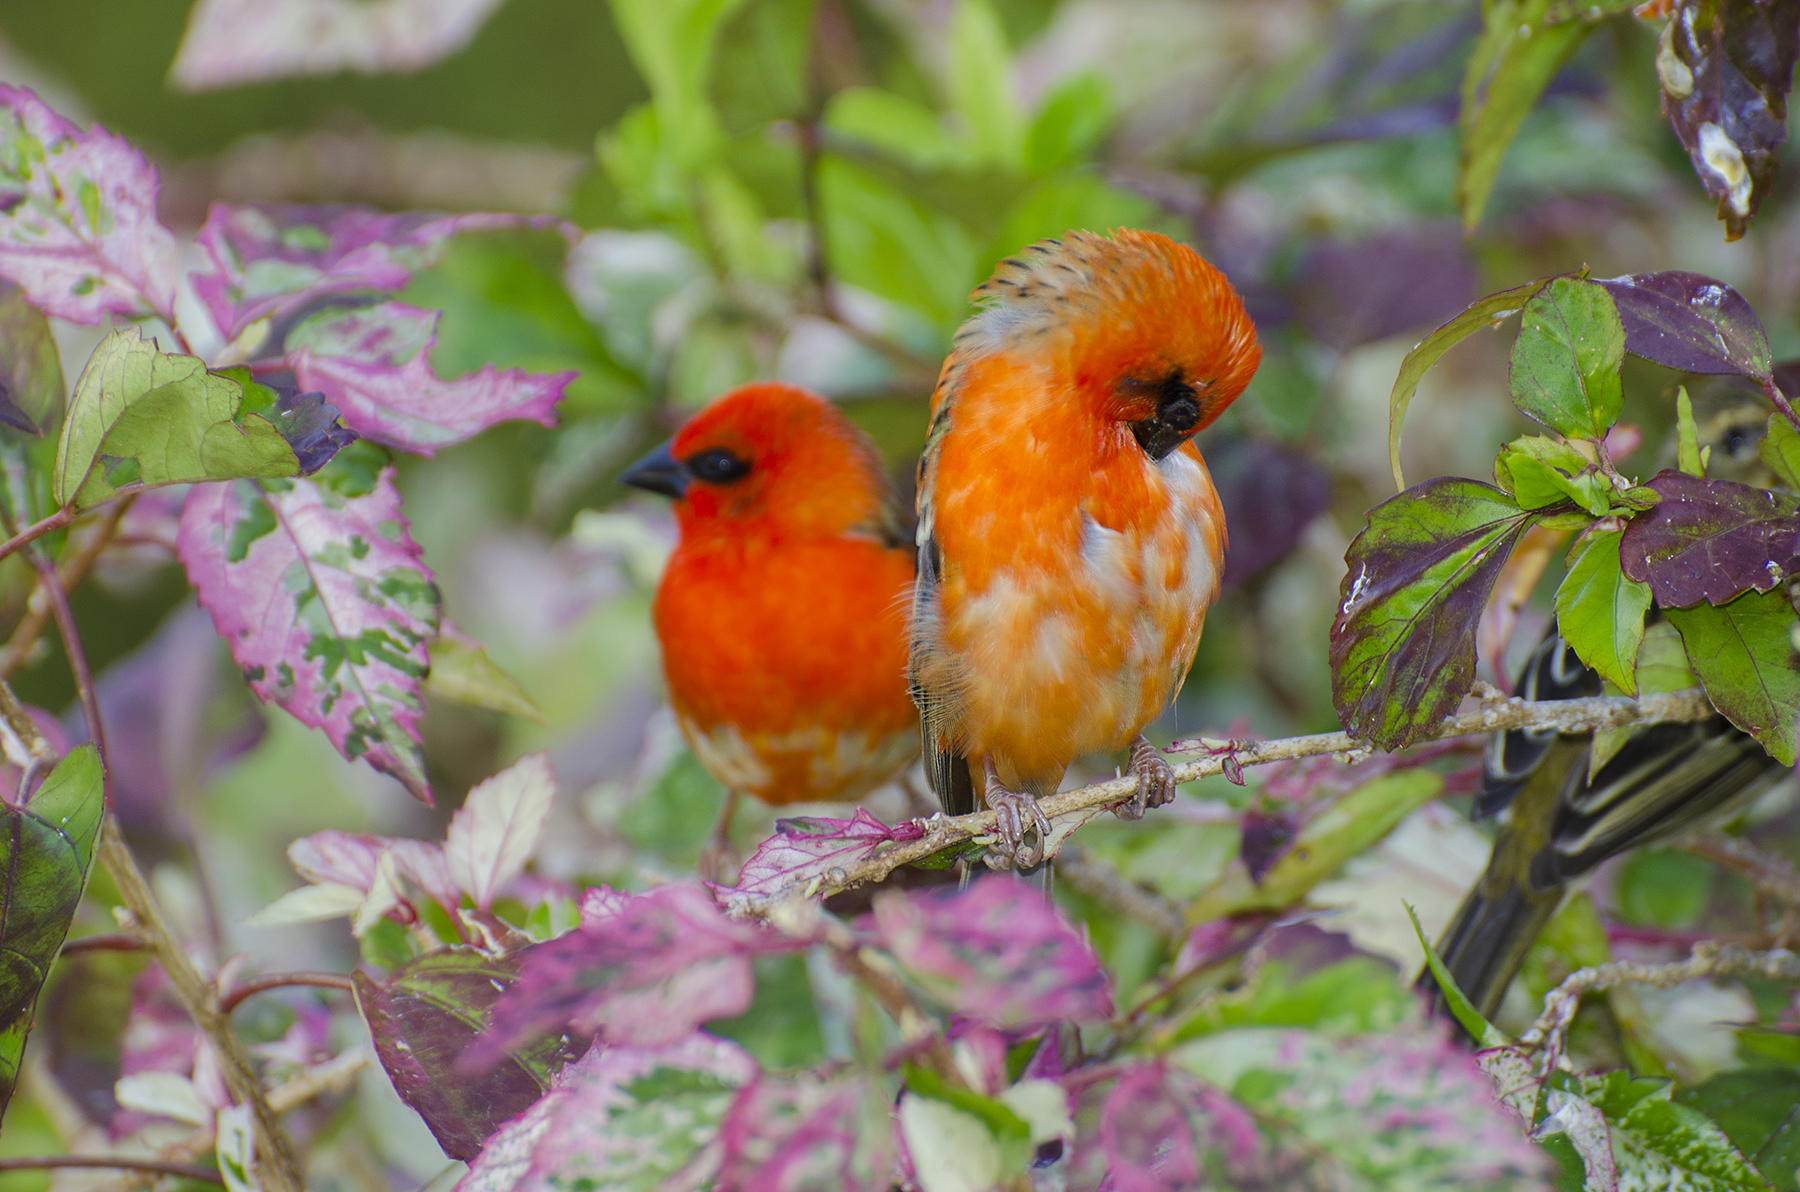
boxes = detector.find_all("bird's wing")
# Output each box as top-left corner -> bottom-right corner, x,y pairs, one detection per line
1473,628 -> 1600,820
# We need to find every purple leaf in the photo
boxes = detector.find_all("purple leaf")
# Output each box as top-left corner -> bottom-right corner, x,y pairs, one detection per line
1655,1 -> 1798,240
1594,272 -> 1772,378
871,877 -> 1114,1028
109,965 -> 201,1138
1291,224 -> 1479,354
1099,1064 -> 1198,1192
1173,915 -> 1273,975
65,605 -> 264,835
266,387 -> 357,474
192,203 -> 559,343
1619,470 -> 1800,607
170,0 -> 507,91
1207,439 -> 1331,588
456,1034 -> 757,1192
177,470 -> 440,802
0,87 -> 179,324
282,302 -> 569,454
354,948 -> 581,1161
1238,808 -> 1297,885
729,809 -> 926,902
466,883 -> 796,1069
716,1071 -> 894,1192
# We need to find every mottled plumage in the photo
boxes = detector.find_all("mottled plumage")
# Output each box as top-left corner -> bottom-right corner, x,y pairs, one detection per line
909,229 -> 1260,864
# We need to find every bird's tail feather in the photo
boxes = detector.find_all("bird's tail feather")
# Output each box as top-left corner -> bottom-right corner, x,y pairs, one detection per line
1419,878 -> 1562,1025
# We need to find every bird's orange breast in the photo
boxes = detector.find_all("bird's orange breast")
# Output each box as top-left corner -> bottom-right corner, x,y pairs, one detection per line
655,530 -> 919,805
918,354 -> 1226,793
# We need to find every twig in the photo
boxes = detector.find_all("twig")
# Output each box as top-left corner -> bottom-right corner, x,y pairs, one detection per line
220,971 -> 356,1014
1686,834 -> 1800,911
0,506 -> 74,563
1518,943 -> 1800,1071
30,556 -> 305,1192
1763,375 -> 1800,436
59,931 -> 148,955
1,495 -> 138,678
723,688 -> 1717,916
0,1156 -> 222,1184
1055,846 -> 1187,941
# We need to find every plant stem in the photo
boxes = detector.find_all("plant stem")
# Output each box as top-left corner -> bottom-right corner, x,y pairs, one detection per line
58,931 -> 147,955
0,507 -> 73,564
0,1156 -> 223,1184
32,554 -> 305,1192
1763,375 -> 1800,435
220,972 -> 356,1015
0,494 -> 139,678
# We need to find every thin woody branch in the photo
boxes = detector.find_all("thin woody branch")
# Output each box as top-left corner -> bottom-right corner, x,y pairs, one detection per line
724,688 -> 1718,917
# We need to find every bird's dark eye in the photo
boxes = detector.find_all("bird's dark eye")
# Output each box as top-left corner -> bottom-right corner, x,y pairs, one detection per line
685,447 -> 753,484
1125,372 -> 1204,461
1722,429 -> 1748,455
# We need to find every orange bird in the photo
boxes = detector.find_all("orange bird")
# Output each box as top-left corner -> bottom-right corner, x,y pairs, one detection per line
910,230 -> 1261,867
622,382 -> 920,870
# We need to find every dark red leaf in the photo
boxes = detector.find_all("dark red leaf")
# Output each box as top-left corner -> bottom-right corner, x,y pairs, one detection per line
354,949 -> 579,1161
1238,808 -> 1298,885
1593,272 -> 1771,377
1656,0 -> 1799,239
1291,224 -> 1479,354
1206,438 -> 1332,588
1619,470 -> 1800,607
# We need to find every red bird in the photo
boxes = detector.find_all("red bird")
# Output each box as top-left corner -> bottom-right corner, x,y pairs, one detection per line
622,383 -> 920,872
909,230 -> 1261,867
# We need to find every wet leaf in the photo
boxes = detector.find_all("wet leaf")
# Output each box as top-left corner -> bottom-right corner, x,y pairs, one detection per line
1655,0 -> 1799,240
1388,278 -> 1551,488
726,809 -> 925,906
443,753 -> 556,912
1595,271 -> 1772,378
178,469 -> 441,802
0,745 -> 104,1112
871,876 -> 1113,1029
457,1034 -> 756,1192
1619,470 -> 1800,607
0,86 -> 178,323
466,883 -> 794,1069
284,301 -> 569,455
1508,277 -> 1625,440
1331,479 -> 1536,749
170,0 -> 507,91
1666,586 -> 1800,764
1554,529 -> 1651,693
354,948 -> 580,1161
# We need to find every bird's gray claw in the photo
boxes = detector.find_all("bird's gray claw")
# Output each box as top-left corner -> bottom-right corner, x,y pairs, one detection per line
985,786 -> 1049,870
1117,736 -> 1176,821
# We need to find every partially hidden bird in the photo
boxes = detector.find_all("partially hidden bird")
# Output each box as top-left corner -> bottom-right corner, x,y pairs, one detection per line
1422,375 -> 1795,1023
621,382 -> 920,874
909,229 -> 1262,868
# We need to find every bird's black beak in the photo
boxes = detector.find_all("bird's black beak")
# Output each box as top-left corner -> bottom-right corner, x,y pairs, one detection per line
621,440 -> 688,499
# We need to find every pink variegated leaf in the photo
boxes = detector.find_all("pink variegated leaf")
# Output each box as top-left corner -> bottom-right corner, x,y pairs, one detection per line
871,877 -> 1114,1028
171,0 -> 506,92
0,87 -> 179,324
465,883 -> 797,1070
443,753 -> 557,911
716,1071 -> 895,1192
282,302 -> 568,454
729,809 -> 925,901
192,202 -> 560,342
288,829 -> 459,908
456,1034 -> 756,1192
177,469 -> 440,802
1100,1065 -> 1199,1192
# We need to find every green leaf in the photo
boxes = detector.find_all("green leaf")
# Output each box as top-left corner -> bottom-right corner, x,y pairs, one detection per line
54,328 -> 299,508
708,953 -> 826,1070
608,0 -> 744,172
1554,529 -> 1651,693
1186,769 -> 1442,922
0,280 -> 64,443
1022,72 -> 1112,174
1677,386 -> 1707,477
1406,902 -> 1507,1049
1388,278 -> 1551,489
817,156 -> 978,331
824,87 -> 970,172
1495,447 -> 1611,515
982,172 -> 1163,283
1612,1080 -> 1769,1191
1667,587 -> 1800,764
0,744 -> 104,1113
1677,1068 -> 1800,1189
422,633 -> 545,723
1171,955 -> 1413,1041
1760,412 -> 1800,490
1509,277 -> 1626,440
946,0 -> 1023,171
1331,480 -> 1537,749
1593,620 -> 1697,769
1458,0 -> 1623,229
1618,848 -> 1714,928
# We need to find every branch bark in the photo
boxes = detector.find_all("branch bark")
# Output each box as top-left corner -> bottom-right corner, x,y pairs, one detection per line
723,688 -> 1717,917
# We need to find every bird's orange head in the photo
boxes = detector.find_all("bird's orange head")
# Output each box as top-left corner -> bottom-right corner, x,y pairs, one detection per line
936,228 -> 1260,457
622,382 -> 898,540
